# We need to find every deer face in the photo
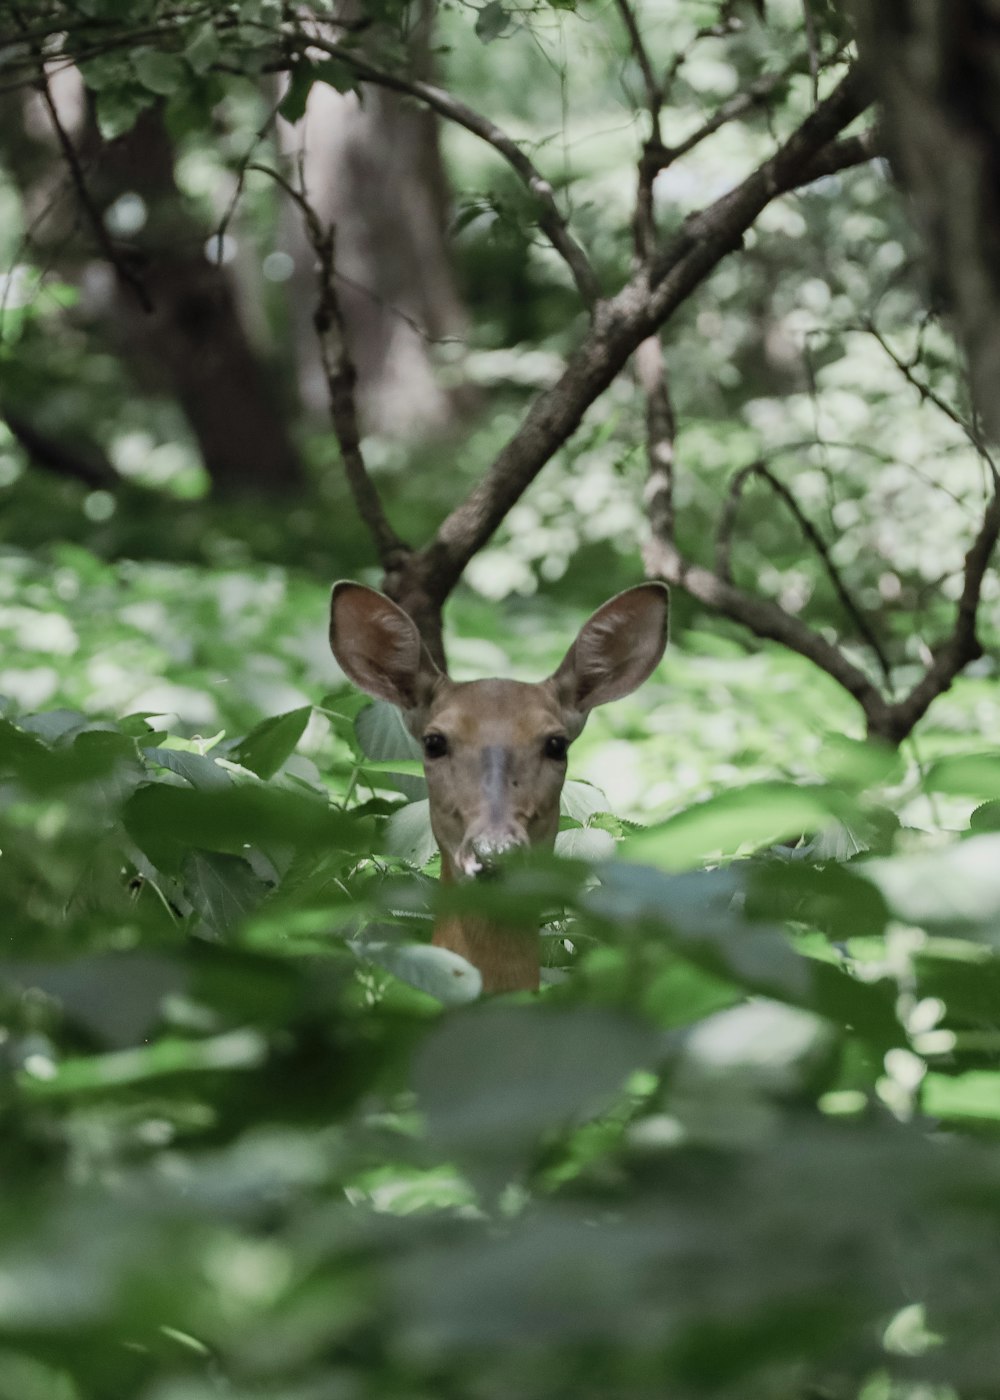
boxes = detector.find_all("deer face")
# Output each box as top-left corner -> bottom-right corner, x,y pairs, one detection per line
328,581 -> 669,881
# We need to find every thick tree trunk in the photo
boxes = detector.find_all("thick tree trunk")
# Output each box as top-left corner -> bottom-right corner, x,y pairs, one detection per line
280,4 -> 466,437
87,105 -> 304,496
854,0 -> 1000,441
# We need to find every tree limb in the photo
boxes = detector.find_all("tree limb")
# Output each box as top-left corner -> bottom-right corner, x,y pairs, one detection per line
888,481 -> 1000,738
249,164 -> 409,571
716,458 -> 892,684
29,49 -> 153,313
419,66 -> 871,598
1,406 -> 120,489
645,535 -> 892,729
305,38 -> 600,309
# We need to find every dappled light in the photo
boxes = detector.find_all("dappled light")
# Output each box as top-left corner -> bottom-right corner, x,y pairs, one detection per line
3,0 -> 1000,1397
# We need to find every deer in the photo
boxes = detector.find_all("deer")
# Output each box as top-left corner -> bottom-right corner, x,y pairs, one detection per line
329,581 -> 669,994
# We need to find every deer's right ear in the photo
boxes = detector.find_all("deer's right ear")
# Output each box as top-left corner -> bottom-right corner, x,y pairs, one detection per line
329,582 -> 441,711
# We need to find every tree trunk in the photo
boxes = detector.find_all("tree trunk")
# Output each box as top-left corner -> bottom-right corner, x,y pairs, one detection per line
87,105 -> 304,496
280,3 -> 466,437
854,0 -> 1000,441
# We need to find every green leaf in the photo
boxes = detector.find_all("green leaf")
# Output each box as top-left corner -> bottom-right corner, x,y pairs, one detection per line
925,754 -> 1000,799
414,1006 -> 658,1155
554,825 -> 616,861
133,48 -> 186,96
279,66 -> 315,124
560,779 -> 611,823
356,701 -> 425,798
144,746 -> 231,791
18,1028 -> 267,1099
355,701 -> 421,762
862,834 -> 1000,933
475,1 -> 512,42
623,782 -> 851,871
183,850 -> 267,936
358,940 -> 482,1005
123,782 -> 362,873
232,706 -> 311,779
922,1071 -> 1000,1123
184,22 -> 220,76
385,799 -> 437,867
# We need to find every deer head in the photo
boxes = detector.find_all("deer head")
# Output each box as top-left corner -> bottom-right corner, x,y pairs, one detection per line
329,581 -> 668,990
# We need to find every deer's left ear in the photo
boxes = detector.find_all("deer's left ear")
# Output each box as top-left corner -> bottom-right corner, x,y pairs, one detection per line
551,583 -> 668,720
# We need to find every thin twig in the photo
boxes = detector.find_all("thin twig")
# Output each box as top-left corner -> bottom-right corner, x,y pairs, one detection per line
646,534 -> 892,731
29,53 -> 153,312
716,459 -> 892,684
802,0 -> 820,105
249,163 -> 407,568
864,319 -> 997,472
888,483 -> 1000,738
614,0 -> 661,141
645,62 -> 802,176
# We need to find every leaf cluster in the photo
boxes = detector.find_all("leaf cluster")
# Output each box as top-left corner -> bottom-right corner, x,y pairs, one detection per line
4,672 -> 1000,1398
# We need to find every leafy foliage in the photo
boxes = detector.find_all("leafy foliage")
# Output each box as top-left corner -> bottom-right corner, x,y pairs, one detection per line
4,614 -> 1000,1398
2,2 -> 1000,1397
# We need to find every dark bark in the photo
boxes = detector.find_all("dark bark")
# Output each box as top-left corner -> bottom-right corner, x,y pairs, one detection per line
853,0 -> 1000,441
284,1 -> 467,437
85,105 -> 304,497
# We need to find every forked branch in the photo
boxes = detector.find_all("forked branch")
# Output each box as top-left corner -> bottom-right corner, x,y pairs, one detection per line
716,458 -> 891,684
420,66 -> 871,600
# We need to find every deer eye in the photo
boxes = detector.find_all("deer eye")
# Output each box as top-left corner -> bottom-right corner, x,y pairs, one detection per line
423,732 -> 449,759
543,734 -> 569,761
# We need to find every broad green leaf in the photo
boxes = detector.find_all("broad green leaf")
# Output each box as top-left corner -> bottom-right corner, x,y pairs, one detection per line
554,825 -> 616,861
184,22 -> 220,76
232,706 -> 311,779
385,799 -> 437,867
476,1 -> 512,42
144,745 -> 231,791
560,779 -> 611,823
133,48 -> 186,96
924,754 -> 1000,799
414,1006 -> 658,1155
922,1071 -> 1000,1123
356,701 -> 425,797
123,782 -> 362,872
183,850 -> 267,936
279,66 -> 314,124
863,834 -> 1000,932
624,782 -> 849,870
355,702 -> 421,762
1,955 -> 187,1048
358,940 -> 482,1005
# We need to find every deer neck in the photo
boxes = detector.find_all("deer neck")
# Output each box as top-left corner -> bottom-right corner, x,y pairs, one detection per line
432,854 -> 540,994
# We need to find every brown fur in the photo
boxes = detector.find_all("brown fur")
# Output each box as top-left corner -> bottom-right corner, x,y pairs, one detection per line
329,581 -> 669,995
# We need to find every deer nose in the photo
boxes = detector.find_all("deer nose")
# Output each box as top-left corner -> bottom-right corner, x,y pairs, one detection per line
457,826 -> 529,879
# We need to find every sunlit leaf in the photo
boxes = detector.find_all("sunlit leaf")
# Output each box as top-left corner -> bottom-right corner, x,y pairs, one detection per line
624,782 -> 851,870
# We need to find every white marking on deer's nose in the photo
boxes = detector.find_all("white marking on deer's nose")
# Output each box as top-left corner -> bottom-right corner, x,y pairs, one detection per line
458,827 -> 529,879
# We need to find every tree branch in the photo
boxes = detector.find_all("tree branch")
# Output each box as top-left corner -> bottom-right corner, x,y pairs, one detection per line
1,406 -> 120,489
646,535 -> 892,730
636,335 -> 676,546
418,65 -> 871,598
888,482 -> 1000,738
305,39 -> 600,309
249,164 -> 408,571
30,51 -> 153,313
716,458 -> 892,684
